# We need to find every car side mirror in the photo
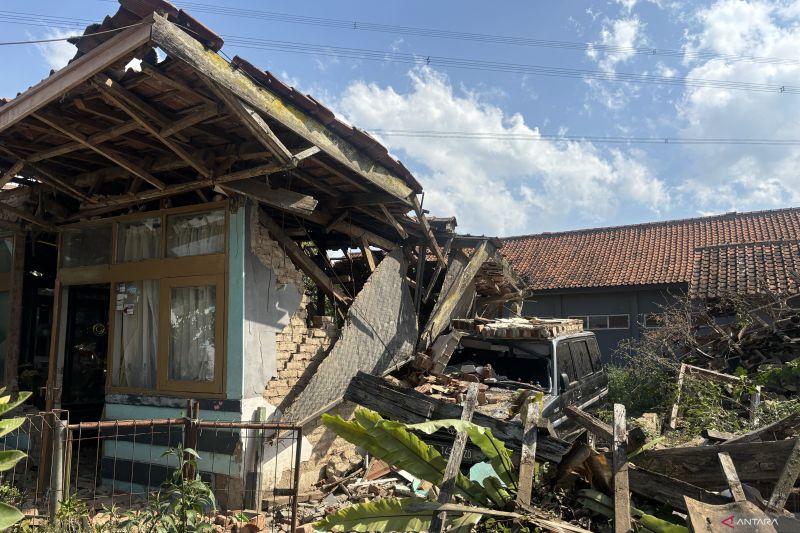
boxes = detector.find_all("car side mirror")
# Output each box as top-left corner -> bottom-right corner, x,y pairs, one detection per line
559,372 -> 570,391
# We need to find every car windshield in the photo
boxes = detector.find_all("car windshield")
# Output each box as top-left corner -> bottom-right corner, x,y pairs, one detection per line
450,338 -> 553,391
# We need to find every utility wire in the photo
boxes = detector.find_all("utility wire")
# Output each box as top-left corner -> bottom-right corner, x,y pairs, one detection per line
100,0 -> 800,67
364,130 -> 800,146
0,19 -> 147,45
0,10 -> 797,95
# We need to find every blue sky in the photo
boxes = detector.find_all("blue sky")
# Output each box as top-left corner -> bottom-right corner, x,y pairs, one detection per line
2,0 -> 800,235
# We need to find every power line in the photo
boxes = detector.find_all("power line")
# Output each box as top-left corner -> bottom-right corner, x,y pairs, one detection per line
364,129 -> 800,146
0,21 -> 149,46
0,10 -> 797,95
99,0 -> 800,67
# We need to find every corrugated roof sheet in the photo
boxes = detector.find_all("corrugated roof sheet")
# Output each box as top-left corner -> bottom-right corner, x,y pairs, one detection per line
501,207 -> 800,291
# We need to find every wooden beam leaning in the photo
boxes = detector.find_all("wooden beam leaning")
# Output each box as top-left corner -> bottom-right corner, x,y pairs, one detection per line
767,437 -> 800,512
429,382 -> 479,533
516,400 -> 540,508
613,404 -> 631,533
0,161 -> 24,188
208,83 -> 294,165
717,452 -> 747,502
0,20 -> 153,133
411,195 -> 445,267
0,203 -> 54,231
419,240 -> 494,350
220,179 -> 318,216
359,236 -> 377,272
92,74 -> 211,178
259,210 -> 349,305
150,14 -> 414,203
32,113 -> 167,190
379,203 -> 409,240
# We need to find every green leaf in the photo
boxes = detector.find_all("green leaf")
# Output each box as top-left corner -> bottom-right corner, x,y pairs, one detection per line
482,475 -> 512,507
0,417 -> 24,439
323,411 -> 489,505
0,392 -> 31,417
313,497 -> 482,532
0,501 -> 24,529
0,450 -> 25,472
406,419 -> 517,489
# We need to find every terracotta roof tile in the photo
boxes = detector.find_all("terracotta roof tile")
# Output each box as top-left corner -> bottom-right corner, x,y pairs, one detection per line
501,208 -> 800,291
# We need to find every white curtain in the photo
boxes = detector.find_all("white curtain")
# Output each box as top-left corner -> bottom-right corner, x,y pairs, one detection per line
169,285 -> 215,382
118,219 -> 160,262
167,211 -> 224,257
115,281 -> 158,389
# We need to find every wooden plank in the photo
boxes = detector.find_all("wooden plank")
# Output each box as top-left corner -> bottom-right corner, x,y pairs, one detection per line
565,405 -> 613,442
336,193 -> 403,208
291,145 -> 321,164
259,209 -> 349,305
150,14 -> 415,202
0,203 -> 54,231
0,21 -> 153,133
516,398 -> 540,508
27,122 -> 140,162
419,240 -> 494,350
423,236 -> 454,304
93,74 -> 211,178
668,363 -> 686,430
631,438 -> 798,489
220,179 -> 318,216
414,244 -> 426,312
686,496 -> 790,533
208,83 -> 294,164
767,437 -> 800,512
0,161 -> 24,188
33,113 -> 167,190
411,195 -> 445,266
717,452 -> 746,502
379,203 -> 409,240
628,465 -> 729,512
159,104 -> 219,138
359,236 -> 376,272
724,410 -> 800,444
430,383 -> 479,533
613,404 -> 631,533
343,371 -> 571,464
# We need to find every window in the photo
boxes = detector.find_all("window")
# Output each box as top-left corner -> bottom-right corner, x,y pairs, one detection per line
569,314 -> 629,330
117,217 -> 162,262
61,226 -> 112,268
0,238 -> 11,273
111,281 -> 159,389
158,275 -> 224,394
167,210 -> 225,258
556,342 -> 577,385
569,340 -> 595,378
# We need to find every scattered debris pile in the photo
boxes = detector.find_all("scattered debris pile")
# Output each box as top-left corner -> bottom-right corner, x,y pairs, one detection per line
450,317 -> 584,339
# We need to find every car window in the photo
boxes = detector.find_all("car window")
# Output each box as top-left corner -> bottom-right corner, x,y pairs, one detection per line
569,340 -> 593,378
587,337 -> 602,371
556,342 -> 577,384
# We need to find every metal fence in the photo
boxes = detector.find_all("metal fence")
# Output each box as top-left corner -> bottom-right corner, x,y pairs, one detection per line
1,406 -> 302,531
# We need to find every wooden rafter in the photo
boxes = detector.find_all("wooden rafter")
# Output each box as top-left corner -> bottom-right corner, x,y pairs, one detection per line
93,74 -> 212,178
0,21 -> 153,133
259,209 -> 349,305
0,161 -> 23,189
0,203 -> 54,231
74,162 -> 282,218
379,203 -> 409,240
411,195 -> 446,267
32,112 -> 167,190
207,82 -> 294,165
151,14 -> 415,204
220,179 -> 318,216
27,122 -> 139,163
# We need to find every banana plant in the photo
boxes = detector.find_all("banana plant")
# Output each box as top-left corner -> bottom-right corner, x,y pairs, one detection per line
317,408 -> 521,532
577,489 -> 688,533
0,388 -> 32,529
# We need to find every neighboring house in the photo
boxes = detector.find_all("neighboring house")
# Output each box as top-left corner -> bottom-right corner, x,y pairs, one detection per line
501,208 -> 800,358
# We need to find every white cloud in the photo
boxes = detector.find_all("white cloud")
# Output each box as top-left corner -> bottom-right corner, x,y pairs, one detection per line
588,16 -> 644,72
675,0 -> 800,213
338,68 -> 668,235
34,29 -> 77,71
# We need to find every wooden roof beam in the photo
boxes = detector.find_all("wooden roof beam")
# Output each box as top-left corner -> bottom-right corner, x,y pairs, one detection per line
0,203 -> 54,231
207,82 -> 294,165
27,122 -> 139,163
151,14 -> 414,205
32,112 -> 167,190
92,74 -> 212,178
412,195 -> 446,267
0,161 -> 24,189
0,20 -> 153,133
379,203 -> 409,240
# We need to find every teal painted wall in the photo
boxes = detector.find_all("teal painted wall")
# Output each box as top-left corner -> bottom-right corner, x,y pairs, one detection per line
226,206 -> 246,400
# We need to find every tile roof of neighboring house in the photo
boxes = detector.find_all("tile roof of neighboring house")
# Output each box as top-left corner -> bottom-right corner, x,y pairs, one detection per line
690,240 -> 800,299
501,207 -> 800,291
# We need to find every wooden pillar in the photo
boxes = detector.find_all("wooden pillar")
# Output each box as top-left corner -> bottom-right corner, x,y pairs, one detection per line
4,233 -> 24,391
613,404 -> 631,533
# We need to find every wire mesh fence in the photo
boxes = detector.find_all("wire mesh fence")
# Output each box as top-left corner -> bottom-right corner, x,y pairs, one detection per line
0,407 -> 302,531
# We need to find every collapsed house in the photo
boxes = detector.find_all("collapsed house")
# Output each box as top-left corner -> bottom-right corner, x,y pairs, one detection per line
0,0 -> 533,508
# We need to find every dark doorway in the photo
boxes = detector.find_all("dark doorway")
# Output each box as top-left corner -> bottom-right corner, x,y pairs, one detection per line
62,284 -> 109,422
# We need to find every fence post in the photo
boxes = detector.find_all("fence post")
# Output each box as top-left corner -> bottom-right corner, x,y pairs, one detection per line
48,414 -> 67,521
183,400 -> 199,480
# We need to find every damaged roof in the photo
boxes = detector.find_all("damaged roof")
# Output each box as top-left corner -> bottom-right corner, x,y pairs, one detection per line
501,207 -> 800,292
691,240 -> 800,299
